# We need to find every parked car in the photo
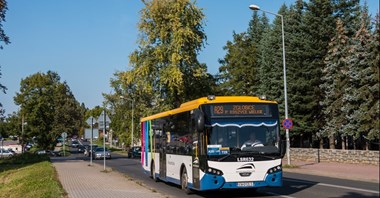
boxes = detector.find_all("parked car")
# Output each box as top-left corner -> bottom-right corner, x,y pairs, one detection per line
128,146 -> 141,158
0,148 -> 14,158
84,144 -> 98,157
71,140 -> 79,148
77,145 -> 86,153
92,147 -> 111,160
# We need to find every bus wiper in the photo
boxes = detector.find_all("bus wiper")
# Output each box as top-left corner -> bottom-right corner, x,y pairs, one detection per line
244,151 -> 276,159
218,147 -> 240,161
218,154 -> 232,162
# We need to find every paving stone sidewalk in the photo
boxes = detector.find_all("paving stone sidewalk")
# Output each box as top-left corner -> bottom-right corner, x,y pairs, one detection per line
283,160 -> 379,183
52,159 -> 166,198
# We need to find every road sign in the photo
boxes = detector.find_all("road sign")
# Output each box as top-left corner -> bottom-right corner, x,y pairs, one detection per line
282,118 -> 293,129
61,132 -> 67,138
86,116 -> 96,125
98,111 -> 111,130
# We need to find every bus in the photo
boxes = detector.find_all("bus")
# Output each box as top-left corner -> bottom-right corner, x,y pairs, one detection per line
140,96 -> 286,193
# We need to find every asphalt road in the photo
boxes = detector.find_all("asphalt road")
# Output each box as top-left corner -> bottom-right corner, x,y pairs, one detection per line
74,151 -> 379,198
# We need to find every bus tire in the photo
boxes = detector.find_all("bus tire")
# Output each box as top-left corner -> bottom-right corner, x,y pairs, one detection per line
181,168 -> 192,194
151,161 -> 158,182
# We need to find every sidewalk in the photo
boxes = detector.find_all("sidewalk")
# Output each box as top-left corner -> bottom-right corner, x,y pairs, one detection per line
52,158 -> 166,198
283,160 -> 379,183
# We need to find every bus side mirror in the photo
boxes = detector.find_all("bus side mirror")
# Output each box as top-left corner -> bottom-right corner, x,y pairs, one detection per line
193,109 -> 204,132
280,140 -> 286,158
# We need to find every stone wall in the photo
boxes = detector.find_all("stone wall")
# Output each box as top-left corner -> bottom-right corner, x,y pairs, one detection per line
283,148 -> 379,165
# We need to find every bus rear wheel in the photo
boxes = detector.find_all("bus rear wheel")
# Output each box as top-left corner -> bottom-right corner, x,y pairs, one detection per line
181,168 -> 192,194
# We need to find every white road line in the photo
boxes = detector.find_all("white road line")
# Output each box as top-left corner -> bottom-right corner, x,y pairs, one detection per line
284,178 -> 379,194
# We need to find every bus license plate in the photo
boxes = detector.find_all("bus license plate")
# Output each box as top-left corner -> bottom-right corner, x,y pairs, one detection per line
237,182 -> 254,187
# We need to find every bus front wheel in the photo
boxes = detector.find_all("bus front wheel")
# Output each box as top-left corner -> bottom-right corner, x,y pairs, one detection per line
181,168 -> 192,194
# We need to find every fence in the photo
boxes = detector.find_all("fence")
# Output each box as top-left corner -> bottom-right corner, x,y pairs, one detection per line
283,148 -> 379,165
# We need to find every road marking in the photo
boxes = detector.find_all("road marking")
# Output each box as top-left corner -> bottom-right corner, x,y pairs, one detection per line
284,178 -> 379,194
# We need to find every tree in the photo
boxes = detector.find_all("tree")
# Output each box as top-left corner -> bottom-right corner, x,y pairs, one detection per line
257,5 -> 288,115
217,10 -> 269,96
1,0 -> 9,117
0,66 -> 6,118
217,32 -> 257,95
320,18 -> 350,149
341,10 -> 379,150
14,71 -> 83,149
0,0 -> 9,49
121,0 -> 210,111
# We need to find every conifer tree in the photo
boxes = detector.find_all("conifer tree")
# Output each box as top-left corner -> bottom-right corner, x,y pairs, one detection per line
342,10 -> 379,150
218,32 -> 257,95
257,5 -> 288,110
320,19 -> 350,149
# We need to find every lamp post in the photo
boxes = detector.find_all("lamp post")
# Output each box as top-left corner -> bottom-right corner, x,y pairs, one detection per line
120,96 -> 135,147
249,4 -> 290,165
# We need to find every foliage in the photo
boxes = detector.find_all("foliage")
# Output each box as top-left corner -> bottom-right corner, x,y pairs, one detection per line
14,71 -> 83,149
320,18 -> 350,149
122,0 -> 210,108
217,32 -> 258,95
341,10 -> 379,145
215,0 -> 379,149
106,0 -> 217,146
0,0 -> 9,49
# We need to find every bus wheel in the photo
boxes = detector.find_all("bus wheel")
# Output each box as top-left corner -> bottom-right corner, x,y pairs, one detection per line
151,161 -> 158,182
181,168 -> 192,194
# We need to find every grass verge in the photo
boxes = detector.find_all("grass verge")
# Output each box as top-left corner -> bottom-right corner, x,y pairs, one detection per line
0,153 -> 66,198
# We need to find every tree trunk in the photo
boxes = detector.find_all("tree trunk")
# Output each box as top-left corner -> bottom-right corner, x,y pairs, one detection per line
329,135 -> 335,149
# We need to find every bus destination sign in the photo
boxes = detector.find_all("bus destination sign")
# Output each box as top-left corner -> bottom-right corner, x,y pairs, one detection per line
212,104 -> 271,117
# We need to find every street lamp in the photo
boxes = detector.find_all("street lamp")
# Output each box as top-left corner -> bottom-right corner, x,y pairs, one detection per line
249,4 -> 291,165
120,96 -> 135,147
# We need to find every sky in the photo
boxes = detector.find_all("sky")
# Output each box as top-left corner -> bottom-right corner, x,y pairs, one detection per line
0,0 -> 379,115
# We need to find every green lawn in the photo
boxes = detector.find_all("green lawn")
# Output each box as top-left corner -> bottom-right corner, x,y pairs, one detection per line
0,154 -> 66,198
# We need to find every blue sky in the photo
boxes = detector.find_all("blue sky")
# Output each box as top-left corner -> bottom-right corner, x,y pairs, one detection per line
0,0 -> 378,115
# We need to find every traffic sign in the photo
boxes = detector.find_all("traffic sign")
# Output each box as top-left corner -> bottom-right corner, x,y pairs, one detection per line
282,118 -> 293,129
86,116 -> 97,125
61,132 -> 67,138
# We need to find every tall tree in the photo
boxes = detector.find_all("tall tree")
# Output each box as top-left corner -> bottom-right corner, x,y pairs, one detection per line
121,0 -> 209,111
217,10 -> 270,96
284,0 -> 320,146
302,0 -> 342,148
341,10 -> 379,150
14,71 -> 82,149
320,18 -> 350,149
217,32 -> 257,95
0,0 -> 9,117
257,5 -> 288,116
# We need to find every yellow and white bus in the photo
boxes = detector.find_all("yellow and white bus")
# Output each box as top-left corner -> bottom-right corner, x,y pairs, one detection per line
141,96 -> 286,193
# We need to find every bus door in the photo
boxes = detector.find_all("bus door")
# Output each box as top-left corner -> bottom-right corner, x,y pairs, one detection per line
159,131 -> 168,179
191,129 -> 203,189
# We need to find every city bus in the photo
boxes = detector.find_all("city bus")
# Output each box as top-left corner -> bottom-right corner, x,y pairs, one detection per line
140,96 -> 286,193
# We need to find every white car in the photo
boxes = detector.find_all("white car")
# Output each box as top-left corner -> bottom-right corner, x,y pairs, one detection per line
0,149 -> 14,158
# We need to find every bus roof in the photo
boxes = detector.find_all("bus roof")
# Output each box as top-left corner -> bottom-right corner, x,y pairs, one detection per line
140,96 -> 277,122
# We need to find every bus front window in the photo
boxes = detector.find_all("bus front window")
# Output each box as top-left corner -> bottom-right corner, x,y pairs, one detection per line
208,124 -> 279,153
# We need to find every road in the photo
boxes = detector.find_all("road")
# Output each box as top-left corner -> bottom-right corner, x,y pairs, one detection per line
71,149 -> 379,198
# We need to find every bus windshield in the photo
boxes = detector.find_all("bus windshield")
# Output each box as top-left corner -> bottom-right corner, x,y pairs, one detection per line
207,119 -> 280,157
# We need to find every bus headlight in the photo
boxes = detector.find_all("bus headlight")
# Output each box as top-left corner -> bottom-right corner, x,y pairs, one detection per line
267,165 -> 282,174
206,167 -> 223,176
